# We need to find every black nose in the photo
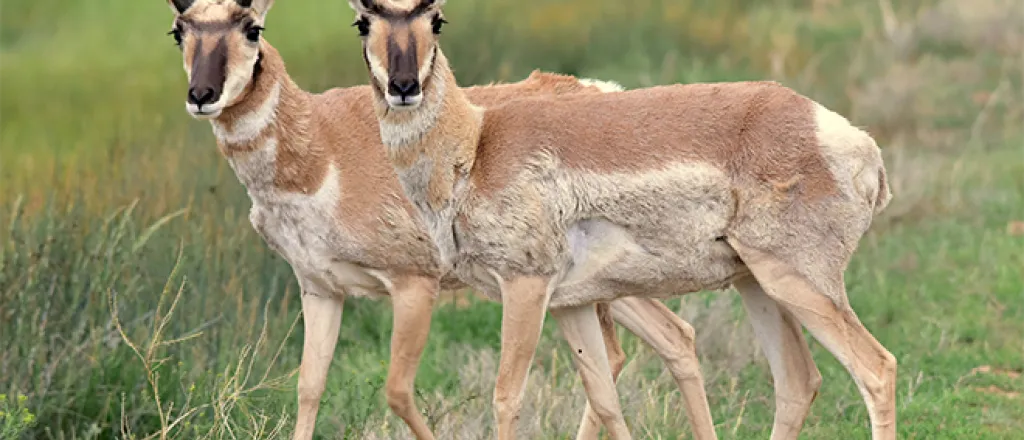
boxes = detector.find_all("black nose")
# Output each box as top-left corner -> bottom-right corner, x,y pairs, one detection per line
387,78 -> 420,98
188,86 -> 218,106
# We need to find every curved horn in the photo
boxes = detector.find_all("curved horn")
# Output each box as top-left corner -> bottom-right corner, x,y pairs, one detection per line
347,0 -> 374,14
168,0 -> 195,14
416,0 -> 446,8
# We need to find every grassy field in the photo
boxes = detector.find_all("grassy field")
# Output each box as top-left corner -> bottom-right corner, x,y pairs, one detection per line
2,0 -> 1022,438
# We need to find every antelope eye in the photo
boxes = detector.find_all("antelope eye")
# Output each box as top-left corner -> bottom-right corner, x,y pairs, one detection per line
352,17 -> 370,37
245,25 -> 264,43
431,15 -> 447,34
168,27 -> 183,46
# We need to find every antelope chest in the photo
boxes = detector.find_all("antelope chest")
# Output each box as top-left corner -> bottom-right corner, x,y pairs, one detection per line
246,193 -> 388,299
223,139 -> 392,298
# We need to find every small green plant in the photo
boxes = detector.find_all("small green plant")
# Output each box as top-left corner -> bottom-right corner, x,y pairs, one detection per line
0,393 -> 37,440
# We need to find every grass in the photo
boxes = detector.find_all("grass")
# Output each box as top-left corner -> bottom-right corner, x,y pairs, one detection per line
1,0 -> 1022,438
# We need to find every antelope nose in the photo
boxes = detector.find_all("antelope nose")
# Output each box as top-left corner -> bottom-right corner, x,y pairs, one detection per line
188,86 -> 217,106
388,78 -> 420,98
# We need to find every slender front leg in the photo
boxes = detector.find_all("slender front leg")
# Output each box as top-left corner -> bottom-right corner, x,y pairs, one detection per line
609,297 -> 718,440
553,304 -> 632,440
385,276 -> 440,440
575,302 -> 627,440
293,289 -> 344,440
493,276 -> 553,440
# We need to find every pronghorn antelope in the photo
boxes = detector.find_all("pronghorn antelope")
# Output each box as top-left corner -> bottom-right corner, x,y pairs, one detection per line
162,1 -> 719,439
346,0 -> 898,439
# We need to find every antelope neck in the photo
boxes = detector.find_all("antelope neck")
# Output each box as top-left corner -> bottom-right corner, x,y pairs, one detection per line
374,50 -> 483,213
209,42 -> 315,196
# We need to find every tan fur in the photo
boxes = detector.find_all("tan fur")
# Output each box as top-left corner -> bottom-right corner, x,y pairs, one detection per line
350,1 -> 896,439
604,297 -> 716,440
733,275 -> 823,439
167,2 -> 717,440
550,303 -> 631,439
205,43 -> 624,288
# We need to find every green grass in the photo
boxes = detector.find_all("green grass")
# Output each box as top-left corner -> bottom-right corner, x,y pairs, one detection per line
2,0 -> 1023,438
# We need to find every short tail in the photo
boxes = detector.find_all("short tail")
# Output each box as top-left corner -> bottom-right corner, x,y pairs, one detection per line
577,77 -> 625,93
855,153 -> 892,217
873,165 -> 892,216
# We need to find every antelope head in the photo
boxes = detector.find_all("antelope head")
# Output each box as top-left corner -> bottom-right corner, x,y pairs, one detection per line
347,0 -> 448,110
164,0 -> 275,119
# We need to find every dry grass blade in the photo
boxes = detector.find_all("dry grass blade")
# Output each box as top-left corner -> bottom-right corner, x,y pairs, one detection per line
132,208 -> 188,254
108,243 -> 206,440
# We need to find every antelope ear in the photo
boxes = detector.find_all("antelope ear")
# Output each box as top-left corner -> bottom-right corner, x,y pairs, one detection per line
347,0 -> 370,14
240,0 -> 275,21
167,0 -> 195,14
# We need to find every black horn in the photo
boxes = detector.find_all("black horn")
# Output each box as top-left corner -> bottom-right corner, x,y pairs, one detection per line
169,0 -> 195,13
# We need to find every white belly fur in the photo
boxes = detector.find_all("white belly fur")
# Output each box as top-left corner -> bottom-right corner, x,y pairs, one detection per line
452,159 -> 742,309
560,218 -> 647,287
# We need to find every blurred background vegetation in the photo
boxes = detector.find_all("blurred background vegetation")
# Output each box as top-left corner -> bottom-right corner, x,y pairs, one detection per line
1,0 -> 1022,438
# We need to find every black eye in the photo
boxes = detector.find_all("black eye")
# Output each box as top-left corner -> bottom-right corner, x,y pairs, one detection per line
431,15 -> 447,34
352,17 -> 370,37
245,25 -> 264,43
168,27 -> 183,46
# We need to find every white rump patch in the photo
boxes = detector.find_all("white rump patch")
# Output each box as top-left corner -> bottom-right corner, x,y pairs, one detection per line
813,102 -> 887,213
813,102 -> 871,157
578,78 -> 625,93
